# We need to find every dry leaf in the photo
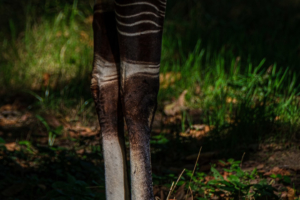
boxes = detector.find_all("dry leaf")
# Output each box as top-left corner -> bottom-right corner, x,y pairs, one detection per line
0,104 -> 17,112
153,185 -> 161,196
226,97 -> 237,104
42,73 -> 51,87
256,164 -> 264,169
76,149 -> 85,154
160,72 -> 181,89
281,191 -> 288,199
174,183 -> 186,200
185,124 -> 212,139
85,15 -> 93,24
4,142 -> 20,151
164,90 -> 187,116
20,112 -> 32,121
264,167 -> 291,176
223,171 -> 231,181
204,176 -> 214,184
268,155 -> 276,162
80,31 -> 89,40
0,118 -> 19,127
68,126 -> 98,137
286,186 -> 295,200
160,189 -> 165,200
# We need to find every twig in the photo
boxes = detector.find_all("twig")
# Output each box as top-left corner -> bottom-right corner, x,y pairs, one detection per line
167,169 -> 186,200
186,147 -> 202,200
189,186 -> 193,200
240,152 -> 245,168
166,182 -> 174,200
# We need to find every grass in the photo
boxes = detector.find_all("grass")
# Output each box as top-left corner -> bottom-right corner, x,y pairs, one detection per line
0,0 -> 92,93
164,43 -> 300,150
0,0 -> 300,199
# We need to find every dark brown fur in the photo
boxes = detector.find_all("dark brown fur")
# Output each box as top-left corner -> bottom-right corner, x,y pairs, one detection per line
123,74 -> 159,200
92,0 -> 166,199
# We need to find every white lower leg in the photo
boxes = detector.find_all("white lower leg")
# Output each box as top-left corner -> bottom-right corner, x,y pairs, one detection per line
102,137 -> 130,200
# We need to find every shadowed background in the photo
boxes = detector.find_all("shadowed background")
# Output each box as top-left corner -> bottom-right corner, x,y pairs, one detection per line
0,0 -> 299,199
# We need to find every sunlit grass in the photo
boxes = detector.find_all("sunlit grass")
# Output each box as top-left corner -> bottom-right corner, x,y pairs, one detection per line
159,39 -> 300,148
0,1 -> 300,199
0,0 -> 299,145
0,2 -> 93,90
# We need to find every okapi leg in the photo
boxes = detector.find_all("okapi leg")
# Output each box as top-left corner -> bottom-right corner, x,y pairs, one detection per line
115,0 -> 167,199
122,71 -> 159,200
91,1 -> 129,199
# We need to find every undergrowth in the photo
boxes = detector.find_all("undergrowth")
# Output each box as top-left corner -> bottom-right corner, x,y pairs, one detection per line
0,0 -> 300,199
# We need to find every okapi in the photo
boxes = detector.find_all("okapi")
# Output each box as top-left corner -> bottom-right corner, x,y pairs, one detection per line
91,0 -> 166,199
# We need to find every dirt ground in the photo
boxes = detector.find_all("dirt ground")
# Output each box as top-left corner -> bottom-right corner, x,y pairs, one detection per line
0,94 -> 299,199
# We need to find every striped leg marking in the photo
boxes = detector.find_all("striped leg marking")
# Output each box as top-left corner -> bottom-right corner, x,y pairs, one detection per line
92,0 -> 167,199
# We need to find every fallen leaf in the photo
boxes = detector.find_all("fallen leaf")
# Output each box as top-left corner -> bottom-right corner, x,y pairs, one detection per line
85,15 -> 93,24
286,186 -> 295,200
153,185 -> 160,196
42,73 -> 51,87
160,72 -> 181,89
204,176 -> 214,184
275,116 -> 280,121
164,90 -> 187,116
218,160 -> 227,167
160,189 -> 165,200
0,118 -> 19,127
256,164 -> 264,169
174,183 -> 186,200
0,104 -> 17,112
68,126 -> 98,137
264,167 -> 291,176
56,31 -> 62,37
185,124 -> 212,139
20,112 -> 32,121
4,142 -> 20,151
226,97 -> 237,104
268,155 -> 276,161
76,149 -> 85,154
223,171 -> 231,181
195,85 -> 201,94
281,191 -> 288,199
80,31 -> 89,40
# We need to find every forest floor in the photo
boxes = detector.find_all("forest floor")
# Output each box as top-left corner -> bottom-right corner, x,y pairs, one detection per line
1,1 -> 300,199
0,91 -> 299,200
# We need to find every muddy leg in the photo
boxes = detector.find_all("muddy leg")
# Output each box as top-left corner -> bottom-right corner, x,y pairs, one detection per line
91,1 -> 129,199
115,0 -> 167,198
123,73 -> 159,200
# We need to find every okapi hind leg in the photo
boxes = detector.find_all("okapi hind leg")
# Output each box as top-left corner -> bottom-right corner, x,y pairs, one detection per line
115,0 -> 167,199
91,1 -> 130,199
123,73 -> 159,200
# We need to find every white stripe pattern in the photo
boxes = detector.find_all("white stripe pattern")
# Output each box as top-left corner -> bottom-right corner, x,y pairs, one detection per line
93,54 -> 119,86
116,19 -> 161,27
158,0 -> 167,5
115,2 -> 160,11
117,28 -> 161,36
115,11 -> 160,18
120,61 -> 160,89
115,1 -> 166,36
